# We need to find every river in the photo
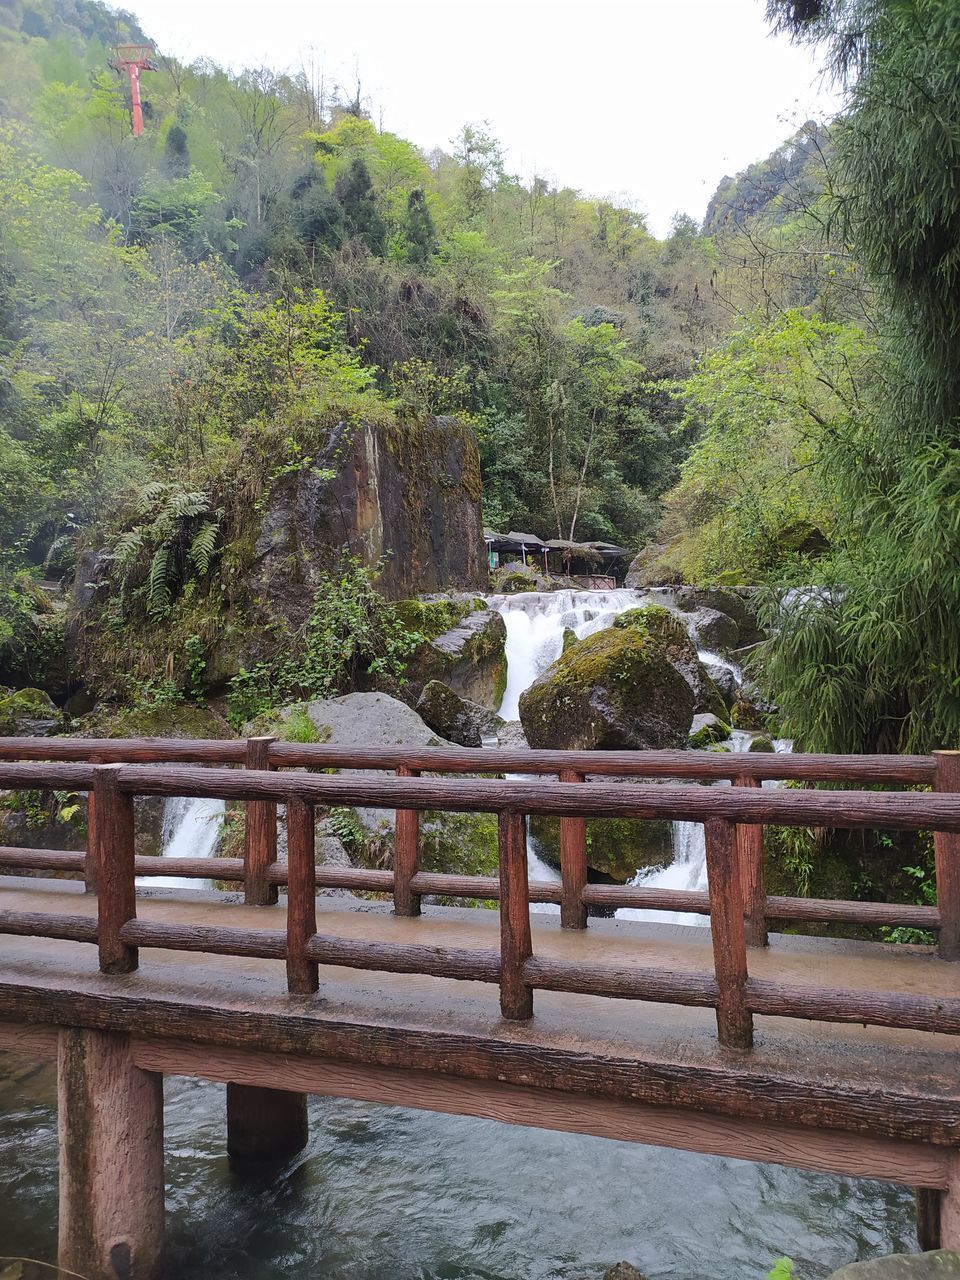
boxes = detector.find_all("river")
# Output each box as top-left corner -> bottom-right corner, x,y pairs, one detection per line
0,589 -> 918,1278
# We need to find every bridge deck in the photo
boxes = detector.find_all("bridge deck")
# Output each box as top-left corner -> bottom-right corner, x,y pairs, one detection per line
1,876 -> 959,1169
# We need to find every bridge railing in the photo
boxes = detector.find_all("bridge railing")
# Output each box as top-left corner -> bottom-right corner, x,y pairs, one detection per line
0,736 -> 956,958
1,752 -> 960,1050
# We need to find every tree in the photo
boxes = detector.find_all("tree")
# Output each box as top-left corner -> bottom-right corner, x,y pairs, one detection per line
404,187 -> 436,264
163,123 -> 191,178
334,157 -> 386,255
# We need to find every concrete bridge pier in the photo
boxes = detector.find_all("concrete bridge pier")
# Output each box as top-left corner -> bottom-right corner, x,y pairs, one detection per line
227,1082 -> 309,1163
58,1027 -> 164,1280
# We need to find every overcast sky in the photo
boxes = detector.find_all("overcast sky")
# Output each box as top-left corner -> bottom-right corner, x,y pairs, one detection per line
128,0 -> 841,237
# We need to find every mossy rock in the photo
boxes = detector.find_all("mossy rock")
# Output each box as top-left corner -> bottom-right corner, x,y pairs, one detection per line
748,733 -> 776,752
530,815 -> 673,882
519,624 -> 694,751
688,713 -> 732,749
88,700 -> 235,740
416,680 -> 502,747
492,563 -> 552,594
393,596 -> 474,641
0,686 -> 63,736
614,605 -> 727,719
561,626 -> 579,654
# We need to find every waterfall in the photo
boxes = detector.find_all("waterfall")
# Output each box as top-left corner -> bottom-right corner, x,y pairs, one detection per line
493,589 -> 648,720
136,795 -> 224,890
491,590 -> 790,927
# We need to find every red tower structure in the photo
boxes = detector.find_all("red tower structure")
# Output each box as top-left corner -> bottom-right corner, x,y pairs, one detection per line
108,44 -> 158,137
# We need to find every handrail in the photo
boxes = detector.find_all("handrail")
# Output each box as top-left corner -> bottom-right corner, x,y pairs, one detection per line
1,757 -> 960,1053
0,736 -> 937,783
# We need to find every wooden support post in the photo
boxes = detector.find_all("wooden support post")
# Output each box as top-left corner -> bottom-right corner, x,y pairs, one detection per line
735,775 -> 768,947
58,1027 -> 164,1280
704,816 -> 753,1050
498,810 -> 533,1020
558,768 -> 588,929
394,765 -> 421,917
286,795 -> 318,995
226,1082 -> 308,1163
93,764 -> 137,975
916,1186 -> 941,1251
244,735 -> 278,906
933,751 -> 960,960
941,1151 -> 960,1249
84,751 -> 104,894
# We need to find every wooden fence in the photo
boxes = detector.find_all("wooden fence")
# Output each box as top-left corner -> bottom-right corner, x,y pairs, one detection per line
0,738 -> 959,1052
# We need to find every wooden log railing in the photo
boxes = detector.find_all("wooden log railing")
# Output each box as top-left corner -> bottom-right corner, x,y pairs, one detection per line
0,740 -> 956,956
2,755 -> 960,1051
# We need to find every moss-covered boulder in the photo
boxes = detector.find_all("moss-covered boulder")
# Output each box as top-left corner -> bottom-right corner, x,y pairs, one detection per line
747,733 -> 776,752
614,605 -> 728,719
530,814 -> 673,881
402,599 -> 507,708
416,680 -> 503,747
491,562 -> 553,594
684,606 -> 740,653
0,686 -> 64,737
688,713 -> 732,749
518,623 -> 694,750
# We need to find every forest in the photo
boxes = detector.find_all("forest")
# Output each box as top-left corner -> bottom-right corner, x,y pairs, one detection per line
1,0 -> 959,759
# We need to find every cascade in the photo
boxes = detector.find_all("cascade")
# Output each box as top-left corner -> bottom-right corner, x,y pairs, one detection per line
136,795 -> 224,890
491,590 -> 790,924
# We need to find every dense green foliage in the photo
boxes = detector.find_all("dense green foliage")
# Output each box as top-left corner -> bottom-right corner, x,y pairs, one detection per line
754,0 -> 960,752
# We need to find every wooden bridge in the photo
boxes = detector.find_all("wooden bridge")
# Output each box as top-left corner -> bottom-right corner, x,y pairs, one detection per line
1,736 -> 960,1279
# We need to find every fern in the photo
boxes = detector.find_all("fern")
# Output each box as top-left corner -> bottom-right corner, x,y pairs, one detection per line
188,518 -> 219,576
146,546 -> 173,618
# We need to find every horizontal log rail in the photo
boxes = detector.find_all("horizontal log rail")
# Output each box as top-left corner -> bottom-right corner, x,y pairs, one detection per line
0,752 -> 959,1052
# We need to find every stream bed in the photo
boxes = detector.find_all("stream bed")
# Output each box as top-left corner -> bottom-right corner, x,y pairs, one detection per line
0,1056 -> 917,1279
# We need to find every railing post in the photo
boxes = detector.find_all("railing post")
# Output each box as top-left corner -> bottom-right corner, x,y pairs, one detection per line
498,810 -> 533,1020
735,775 -> 768,947
84,751 -> 103,894
285,795 -> 318,994
704,816 -> 753,1050
933,751 -> 960,961
558,769 -> 588,929
394,766 -> 421,917
244,735 -> 278,907
93,764 -> 137,975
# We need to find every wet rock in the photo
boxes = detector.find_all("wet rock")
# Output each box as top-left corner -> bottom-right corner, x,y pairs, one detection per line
0,686 -> 64,737
624,541 -> 686,587
828,1252 -> 960,1278
614,605 -> 727,719
688,712 -> 732,749
416,680 -> 503,747
704,661 -> 739,707
530,813 -> 673,882
603,1263 -> 649,1280
684,606 -> 740,653
519,623 -> 694,751
492,562 -> 554,593
748,732 -> 776,752
403,605 -> 507,708
561,626 -> 579,654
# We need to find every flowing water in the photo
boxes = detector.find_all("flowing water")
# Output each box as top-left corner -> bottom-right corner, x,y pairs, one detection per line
0,591 -> 918,1276
136,794 -> 225,890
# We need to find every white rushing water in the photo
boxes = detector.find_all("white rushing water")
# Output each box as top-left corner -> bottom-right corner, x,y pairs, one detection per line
136,795 -> 224,890
492,590 -> 792,925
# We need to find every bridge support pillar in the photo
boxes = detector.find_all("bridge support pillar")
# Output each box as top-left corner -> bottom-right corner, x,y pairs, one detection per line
227,1082 -> 309,1163
939,1152 -> 960,1249
58,1027 -> 164,1280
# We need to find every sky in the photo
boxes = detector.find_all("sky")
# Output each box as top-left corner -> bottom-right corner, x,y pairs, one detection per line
127,0 -> 841,237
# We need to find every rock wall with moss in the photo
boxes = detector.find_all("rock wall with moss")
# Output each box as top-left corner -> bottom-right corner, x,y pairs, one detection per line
248,415 -> 486,629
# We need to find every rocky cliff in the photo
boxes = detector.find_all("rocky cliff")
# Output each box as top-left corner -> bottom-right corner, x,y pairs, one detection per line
249,416 -> 486,628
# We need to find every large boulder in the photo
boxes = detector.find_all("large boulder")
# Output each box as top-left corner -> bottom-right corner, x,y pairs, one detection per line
274,692 -> 499,881
518,624 -> 694,751
247,417 -> 487,631
529,814 -> 673,882
401,602 -> 506,707
614,605 -> 728,719
684,606 -> 740,653
0,686 -> 64,737
416,680 -> 503,747
624,541 -> 686,588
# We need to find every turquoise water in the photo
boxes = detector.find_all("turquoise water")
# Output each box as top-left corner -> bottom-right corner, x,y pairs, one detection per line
0,1053 -> 918,1280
